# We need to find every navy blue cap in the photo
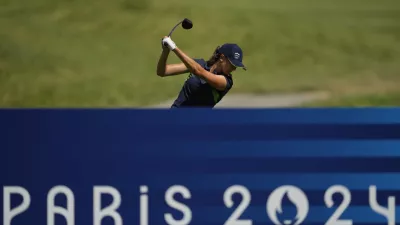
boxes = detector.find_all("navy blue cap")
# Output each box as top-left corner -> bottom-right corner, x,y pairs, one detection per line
218,43 -> 246,70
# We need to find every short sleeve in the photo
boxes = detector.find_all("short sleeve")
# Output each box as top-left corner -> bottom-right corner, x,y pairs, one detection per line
193,58 -> 206,68
223,75 -> 234,91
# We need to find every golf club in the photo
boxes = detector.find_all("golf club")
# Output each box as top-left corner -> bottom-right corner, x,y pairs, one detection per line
168,18 -> 193,37
163,18 -> 193,47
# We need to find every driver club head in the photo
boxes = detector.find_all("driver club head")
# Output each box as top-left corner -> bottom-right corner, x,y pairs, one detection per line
181,18 -> 193,30
166,18 -> 194,39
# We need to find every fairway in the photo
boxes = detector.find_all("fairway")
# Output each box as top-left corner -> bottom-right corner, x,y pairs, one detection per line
1,0 -> 399,107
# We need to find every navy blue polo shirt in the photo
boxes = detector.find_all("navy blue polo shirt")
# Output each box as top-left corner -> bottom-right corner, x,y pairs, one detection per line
171,58 -> 233,108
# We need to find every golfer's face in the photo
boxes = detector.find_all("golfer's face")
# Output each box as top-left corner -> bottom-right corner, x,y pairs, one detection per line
218,55 -> 236,74
224,59 -> 237,74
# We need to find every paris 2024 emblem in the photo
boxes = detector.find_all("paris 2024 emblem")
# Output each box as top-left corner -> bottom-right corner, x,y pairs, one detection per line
266,185 -> 309,225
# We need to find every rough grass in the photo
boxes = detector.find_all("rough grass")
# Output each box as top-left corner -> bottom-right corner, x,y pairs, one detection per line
1,0 -> 399,107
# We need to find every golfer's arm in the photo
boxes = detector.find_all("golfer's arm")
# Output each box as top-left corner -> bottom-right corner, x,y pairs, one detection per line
173,48 -> 227,90
157,49 -> 189,77
156,49 -> 169,76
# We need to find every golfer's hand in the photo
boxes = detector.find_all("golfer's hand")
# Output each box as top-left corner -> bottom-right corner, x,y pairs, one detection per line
162,36 -> 177,51
161,37 -> 169,51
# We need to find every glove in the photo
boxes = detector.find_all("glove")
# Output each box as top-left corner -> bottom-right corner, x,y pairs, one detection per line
161,37 -> 169,50
162,36 -> 177,51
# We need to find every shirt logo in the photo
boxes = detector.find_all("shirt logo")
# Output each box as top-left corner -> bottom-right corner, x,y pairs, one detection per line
234,52 -> 240,59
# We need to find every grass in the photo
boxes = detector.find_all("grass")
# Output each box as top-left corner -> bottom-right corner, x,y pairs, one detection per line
0,0 -> 400,107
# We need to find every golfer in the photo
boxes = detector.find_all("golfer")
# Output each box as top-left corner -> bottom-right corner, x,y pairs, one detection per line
157,36 -> 246,108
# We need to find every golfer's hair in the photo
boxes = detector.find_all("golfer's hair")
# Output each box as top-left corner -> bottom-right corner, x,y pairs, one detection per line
206,46 -> 221,67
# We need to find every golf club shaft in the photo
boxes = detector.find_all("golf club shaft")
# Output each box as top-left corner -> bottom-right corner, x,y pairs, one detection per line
163,18 -> 192,47
168,20 -> 183,37
163,20 -> 183,47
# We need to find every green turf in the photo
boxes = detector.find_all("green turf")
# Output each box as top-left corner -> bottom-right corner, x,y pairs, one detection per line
1,0 -> 400,107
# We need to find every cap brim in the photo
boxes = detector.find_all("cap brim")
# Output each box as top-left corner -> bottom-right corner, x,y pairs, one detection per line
229,59 -> 247,71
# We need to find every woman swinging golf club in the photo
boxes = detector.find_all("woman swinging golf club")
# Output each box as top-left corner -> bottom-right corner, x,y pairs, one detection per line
157,36 -> 246,108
